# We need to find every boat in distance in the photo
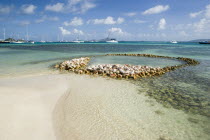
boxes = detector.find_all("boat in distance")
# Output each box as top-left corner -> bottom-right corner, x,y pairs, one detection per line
71,40 -> 85,43
170,41 -> 178,44
106,38 -> 118,43
0,41 -> 10,44
199,41 -> 210,44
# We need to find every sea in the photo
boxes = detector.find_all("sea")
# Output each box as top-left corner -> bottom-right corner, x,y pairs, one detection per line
0,41 -> 210,139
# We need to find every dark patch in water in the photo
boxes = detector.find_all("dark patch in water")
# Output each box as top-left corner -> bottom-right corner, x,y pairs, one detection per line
158,135 -> 172,140
135,66 -> 210,117
155,110 -> 164,115
187,117 -> 199,124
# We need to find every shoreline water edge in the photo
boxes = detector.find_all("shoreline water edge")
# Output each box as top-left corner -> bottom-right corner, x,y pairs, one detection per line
0,43 -> 209,140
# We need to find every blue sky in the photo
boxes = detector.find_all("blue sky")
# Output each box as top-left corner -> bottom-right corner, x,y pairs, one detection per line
0,0 -> 210,41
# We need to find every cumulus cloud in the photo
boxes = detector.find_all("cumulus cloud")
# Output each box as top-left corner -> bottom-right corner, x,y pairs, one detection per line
193,18 -> 210,32
19,21 -> 31,26
189,11 -> 203,18
45,0 -> 96,13
0,5 -> 13,14
59,27 -> 84,36
72,29 -> 84,35
142,5 -> 169,15
64,17 -> 83,26
189,4 -> 210,19
117,17 -> 124,24
45,3 -> 64,12
35,16 -> 59,23
108,27 -> 124,34
124,12 -> 137,17
21,4 -> 37,14
205,4 -> 210,18
80,1 -> 96,13
59,27 -> 71,35
158,18 -> 166,30
107,28 -> 132,38
88,16 -> 124,24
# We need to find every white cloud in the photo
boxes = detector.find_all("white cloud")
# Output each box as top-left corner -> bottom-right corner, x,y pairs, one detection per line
64,17 -> 83,26
48,16 -> 59,21
45,0 -> 96,13
179,31 -> 188,36
59,27 -> 71,35
72,29 -> 84,35
59,27 -> 84,36
108,27 -> 124,34
0,5 -> 13,14
158,18 -> 166,30
20,21 -> 30,26
142,5 -> 169,15
117,17 -> 124,24
189,4 -> 210,19
107,28 -> 133,40
21,4 -> 37,14
35,16 -> 59,23
88,16 -> 124,25
124,12 -> 137,17
189,11 -> 203,18
45,3 -> 64,12
80,1 -> 96,13
134,19 -> 146,23
193,18 -> 210,32
108,28 -> 132,38
205,4 -> 210,18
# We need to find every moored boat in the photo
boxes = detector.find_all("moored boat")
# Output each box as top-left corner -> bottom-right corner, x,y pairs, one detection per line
170,41 -> 178,44
199,41 -> 210,44
106,38 -> 118,43
0,41 -> 10,44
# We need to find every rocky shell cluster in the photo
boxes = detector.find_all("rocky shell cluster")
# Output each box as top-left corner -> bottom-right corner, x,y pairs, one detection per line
55,53 -> 200,80
54,57 -> 90,73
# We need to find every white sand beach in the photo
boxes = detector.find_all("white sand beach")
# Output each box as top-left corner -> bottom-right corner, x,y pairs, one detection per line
0,73 -> 209,140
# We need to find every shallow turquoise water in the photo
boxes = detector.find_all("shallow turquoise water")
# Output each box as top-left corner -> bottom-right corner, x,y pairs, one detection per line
0,42 -> 210,139
89,55 -> 183,68
0,42 -> 209,111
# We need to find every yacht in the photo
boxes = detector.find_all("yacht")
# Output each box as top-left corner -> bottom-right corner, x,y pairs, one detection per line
72,38 -> 84,43
106,38 -> 118,43
11,40 -> 25,44
170,41 -> 178,44
199,41 -> 210,44
0,41 -> 10,44
40,40 -> 46,43
28,40 -> 35,44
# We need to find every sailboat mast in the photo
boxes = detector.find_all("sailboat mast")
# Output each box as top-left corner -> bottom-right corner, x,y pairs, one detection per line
26,25 -> 29,41
107,31 -> 111,38
3,27 -> 6,40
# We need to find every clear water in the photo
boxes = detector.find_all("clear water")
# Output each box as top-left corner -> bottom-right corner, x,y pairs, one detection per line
0,42 -> 210,139
89,56 -> 183,68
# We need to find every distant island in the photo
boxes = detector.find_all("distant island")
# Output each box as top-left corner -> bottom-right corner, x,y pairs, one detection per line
189,39 -> 210,42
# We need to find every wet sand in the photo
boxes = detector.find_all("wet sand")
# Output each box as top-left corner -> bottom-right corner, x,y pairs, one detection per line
0,74 -> 209,140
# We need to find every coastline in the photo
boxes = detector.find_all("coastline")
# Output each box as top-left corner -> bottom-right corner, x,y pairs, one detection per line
0,43 -> 209,140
